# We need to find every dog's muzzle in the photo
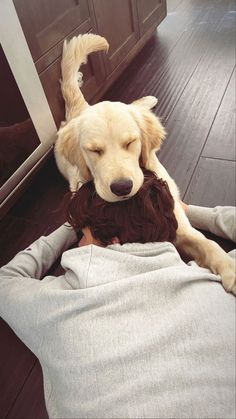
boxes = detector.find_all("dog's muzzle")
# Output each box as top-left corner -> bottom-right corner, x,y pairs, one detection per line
110,178 -> 133,196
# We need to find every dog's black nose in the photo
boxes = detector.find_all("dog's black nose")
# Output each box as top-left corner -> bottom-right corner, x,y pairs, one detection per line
110,179 -> 133,196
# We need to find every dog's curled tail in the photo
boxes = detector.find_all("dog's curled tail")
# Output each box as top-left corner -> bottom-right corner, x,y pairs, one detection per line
61,34 -> 109,121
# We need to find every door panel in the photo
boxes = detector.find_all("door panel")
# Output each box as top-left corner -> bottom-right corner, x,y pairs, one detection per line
13,0 -> 91,62
92,0 -> 139,73
137,0 -> 166,36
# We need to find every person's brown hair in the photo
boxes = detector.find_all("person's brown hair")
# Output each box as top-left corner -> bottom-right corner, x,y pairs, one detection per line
66,169 -> 178,245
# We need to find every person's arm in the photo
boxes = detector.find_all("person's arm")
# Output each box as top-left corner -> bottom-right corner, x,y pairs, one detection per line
0,224 -> 77,353
0,224 -> 77,280
185,205 -> 236,243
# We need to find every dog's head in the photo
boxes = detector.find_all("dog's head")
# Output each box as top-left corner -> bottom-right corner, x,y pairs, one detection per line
56,96 -> 166,202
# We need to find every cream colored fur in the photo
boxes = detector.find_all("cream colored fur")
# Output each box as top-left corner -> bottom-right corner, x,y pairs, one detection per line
55,34 -> 235,295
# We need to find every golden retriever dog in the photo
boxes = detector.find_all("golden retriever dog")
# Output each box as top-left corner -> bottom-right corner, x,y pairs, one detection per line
55,34 -> 235,294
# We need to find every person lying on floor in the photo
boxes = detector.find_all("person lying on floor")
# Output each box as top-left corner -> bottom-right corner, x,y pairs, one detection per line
0,169 -> 235,419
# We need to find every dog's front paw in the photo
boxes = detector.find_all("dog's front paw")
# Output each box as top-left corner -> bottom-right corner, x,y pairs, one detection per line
219,258 -> 236,295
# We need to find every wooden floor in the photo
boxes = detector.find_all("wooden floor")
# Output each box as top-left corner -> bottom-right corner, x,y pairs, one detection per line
0,1 -> 235,417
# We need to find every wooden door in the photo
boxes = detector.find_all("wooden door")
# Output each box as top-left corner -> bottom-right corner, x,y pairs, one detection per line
137,0 -> 166,36
13,0 -> 92,70
13,0 -> 106,125
92,0 -> 139,74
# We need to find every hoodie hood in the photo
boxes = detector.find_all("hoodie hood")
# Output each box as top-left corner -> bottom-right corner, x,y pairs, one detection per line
61,241 -> 185,289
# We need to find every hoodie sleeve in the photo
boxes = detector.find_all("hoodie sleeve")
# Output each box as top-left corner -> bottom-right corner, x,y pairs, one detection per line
0,224 -> 77,353
0,224 -> 77,280
186,206 -> 236,243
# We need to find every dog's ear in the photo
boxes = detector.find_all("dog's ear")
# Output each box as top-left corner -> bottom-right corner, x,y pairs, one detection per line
131,96 -> 158,110
139,112 -> 166,167
131,108 -> 166,167
56,120 -> 91,181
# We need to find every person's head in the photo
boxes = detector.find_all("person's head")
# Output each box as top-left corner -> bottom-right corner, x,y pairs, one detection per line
66,169 -> 178,247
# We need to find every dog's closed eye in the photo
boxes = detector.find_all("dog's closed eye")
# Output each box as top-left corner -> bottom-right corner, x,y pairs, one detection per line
88,148 -> 104,156
123,139 -> 136,150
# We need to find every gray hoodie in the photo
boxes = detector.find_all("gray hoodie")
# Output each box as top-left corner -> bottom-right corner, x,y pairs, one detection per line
0,205 -> 235,418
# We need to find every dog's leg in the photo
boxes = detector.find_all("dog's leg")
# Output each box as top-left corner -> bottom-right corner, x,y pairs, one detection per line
67,165 -> 82,193
69,176 -> 79,193
174,201 -> 236,295
146,155 -> 236,294
54,151 -> 81,192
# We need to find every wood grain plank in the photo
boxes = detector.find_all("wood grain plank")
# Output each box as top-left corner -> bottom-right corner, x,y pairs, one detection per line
158,13 -> 235,194
9,156 -> 68,228
104,0 -> 235,134
139,1 -> 236,120
0,319 -> 37,418
7,361 -> 48,419
184,157 -> 236,206
103,0 -> 208,103
167,0 -> 185,13
202,70 -> 236,161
